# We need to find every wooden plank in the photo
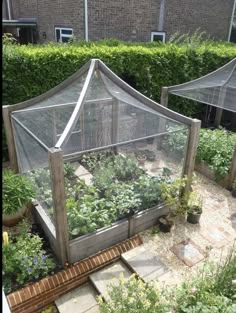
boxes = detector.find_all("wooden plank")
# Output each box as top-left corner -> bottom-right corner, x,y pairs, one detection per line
157,86 -> 168,149
49,148 -> 69,265
228,145 -> 236,188
131,205 -> 169,235
55,59 -> 97,149
69,220 -> 129,263
2,106 -> 18,171
183,119 -> 201,192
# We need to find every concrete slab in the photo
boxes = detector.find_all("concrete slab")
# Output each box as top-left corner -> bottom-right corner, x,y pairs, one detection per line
170,239 -> 205,267
89,261 -> 131,301
55,283 -> 99,313
121,246 -> 169,282
75,165 -> 91,177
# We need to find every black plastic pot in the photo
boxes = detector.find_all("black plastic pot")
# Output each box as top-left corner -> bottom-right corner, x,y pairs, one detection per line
158,216 -> 173,233
187,212 -> 201,224
232,188 -> 236,198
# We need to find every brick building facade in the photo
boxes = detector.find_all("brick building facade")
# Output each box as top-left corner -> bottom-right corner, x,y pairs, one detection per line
2,0 -> 235,43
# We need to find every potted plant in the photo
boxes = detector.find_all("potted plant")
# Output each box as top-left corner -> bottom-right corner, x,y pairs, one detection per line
186,191 -> 203,224
3,170 -> 36,227
158,177 -> 187,232
232,179 -> 236,198
136,152 -> 147,165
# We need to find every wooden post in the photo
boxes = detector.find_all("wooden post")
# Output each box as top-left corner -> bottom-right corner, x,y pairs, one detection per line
160,86 -> 169,108
49,148 -> 69,265
214,108 -> 223,127
157,87 -> 169,150
2,105 -> 18,172
112,99 -> 119,153
183,119 -> 201,192
228,145 -> 236,189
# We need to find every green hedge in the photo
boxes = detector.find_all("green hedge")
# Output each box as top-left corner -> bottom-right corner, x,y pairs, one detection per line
2,40 -> 236,160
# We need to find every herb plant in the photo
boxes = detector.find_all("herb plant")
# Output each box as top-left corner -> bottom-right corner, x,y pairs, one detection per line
3,170 -> 36,215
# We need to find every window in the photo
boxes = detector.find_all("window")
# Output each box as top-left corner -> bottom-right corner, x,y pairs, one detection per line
55,27 -> 73,43
151,32 -> 166,43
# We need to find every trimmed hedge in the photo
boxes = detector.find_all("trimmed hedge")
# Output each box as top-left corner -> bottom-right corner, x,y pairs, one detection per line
2,40 -> 236,160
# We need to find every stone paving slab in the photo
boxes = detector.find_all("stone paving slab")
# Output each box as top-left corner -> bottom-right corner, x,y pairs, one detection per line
200,226 -> 234,248
89,261 -> 131,302
121,246 -> 169,282
170,239 -> 205,267
55,283 -> 99,313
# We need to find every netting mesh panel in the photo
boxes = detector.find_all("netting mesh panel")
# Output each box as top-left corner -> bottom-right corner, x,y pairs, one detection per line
62,69 -> 187,155
169,59 -> 236,112
30,74 -> 87,108
12,121 -> 49,172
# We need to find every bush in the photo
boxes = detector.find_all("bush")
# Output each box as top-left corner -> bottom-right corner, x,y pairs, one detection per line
2,220 -> 55,293
196,129 -> 236,180
98,247 -> 236,313
2,40 -> 236,160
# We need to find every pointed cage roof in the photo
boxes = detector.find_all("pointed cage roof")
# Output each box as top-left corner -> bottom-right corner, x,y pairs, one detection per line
168,58 -> 236,113
9,59 -> 193,172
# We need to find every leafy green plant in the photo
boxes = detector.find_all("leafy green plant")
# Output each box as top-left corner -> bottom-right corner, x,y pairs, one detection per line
3,170 -> 36,215
232,179 -> 236,189
78,151 -> 113,173
187,191 -> 203,215
2,220 -> 55,293
98,247 -> 236,313
196,129 -> 236,180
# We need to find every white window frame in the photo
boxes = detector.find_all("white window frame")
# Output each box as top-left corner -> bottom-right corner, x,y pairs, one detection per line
55,27 -> 73,43
151,31 -> 166,43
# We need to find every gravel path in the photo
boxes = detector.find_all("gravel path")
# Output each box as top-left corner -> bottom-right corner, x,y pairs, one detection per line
139,172 -> 236,287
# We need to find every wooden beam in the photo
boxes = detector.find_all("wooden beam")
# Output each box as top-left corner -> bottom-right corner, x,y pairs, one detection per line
214,108 -> 223,127
183,119 -> 201,192
228,145 -> 236,189
49,148 -> 69,265
157,86 -> 169,149
160,86 -> 169,108
2,106 -> 18,172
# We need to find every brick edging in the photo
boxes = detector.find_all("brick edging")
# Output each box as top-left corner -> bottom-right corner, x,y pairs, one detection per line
7,235 -> 143,313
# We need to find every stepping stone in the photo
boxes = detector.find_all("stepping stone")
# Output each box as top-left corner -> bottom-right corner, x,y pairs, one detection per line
89,261 -> 131,301
55,283 -> 99,313
201,226 -> 234,248
170,239 -> 205,267
75,164 -> 91,177
121,246 -> 169,282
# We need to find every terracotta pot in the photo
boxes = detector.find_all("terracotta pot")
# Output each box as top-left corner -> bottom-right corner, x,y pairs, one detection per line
137,155 -> 147,165
3,204 -> 28,227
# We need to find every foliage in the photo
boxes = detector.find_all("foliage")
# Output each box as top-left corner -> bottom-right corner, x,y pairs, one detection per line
78,151 -> 114,173
2,220 -> 55,293
3,169 -> 36,215
160,176 -> 187,215
187,191 -> 203,214
163,125 -> 189,155
196,129 -> 236,180
98,247 -> 236,313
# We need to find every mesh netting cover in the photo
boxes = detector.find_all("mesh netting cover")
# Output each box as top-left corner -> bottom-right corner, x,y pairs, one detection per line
11,59 -> 189,173
168,58 -> 236,113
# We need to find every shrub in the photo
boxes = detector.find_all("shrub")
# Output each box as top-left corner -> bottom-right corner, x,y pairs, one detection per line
3,169 -> 36,215
196,129 -> 236,180
98,247 -> 236,313
2,220 -> 55,293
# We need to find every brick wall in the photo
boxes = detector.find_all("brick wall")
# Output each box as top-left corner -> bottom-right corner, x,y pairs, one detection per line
164,0 -> 234,41
3,0 -> 234,42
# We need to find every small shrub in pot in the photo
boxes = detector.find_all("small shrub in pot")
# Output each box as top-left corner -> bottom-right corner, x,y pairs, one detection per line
3,170 -> 36,226
186,191 -> 203,224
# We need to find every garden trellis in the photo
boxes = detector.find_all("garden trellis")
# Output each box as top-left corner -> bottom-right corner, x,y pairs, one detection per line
161,58 -> 236,188
3,59 -> 200,264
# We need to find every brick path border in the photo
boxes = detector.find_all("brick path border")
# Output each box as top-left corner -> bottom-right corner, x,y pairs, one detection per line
7,235 -> 143,313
